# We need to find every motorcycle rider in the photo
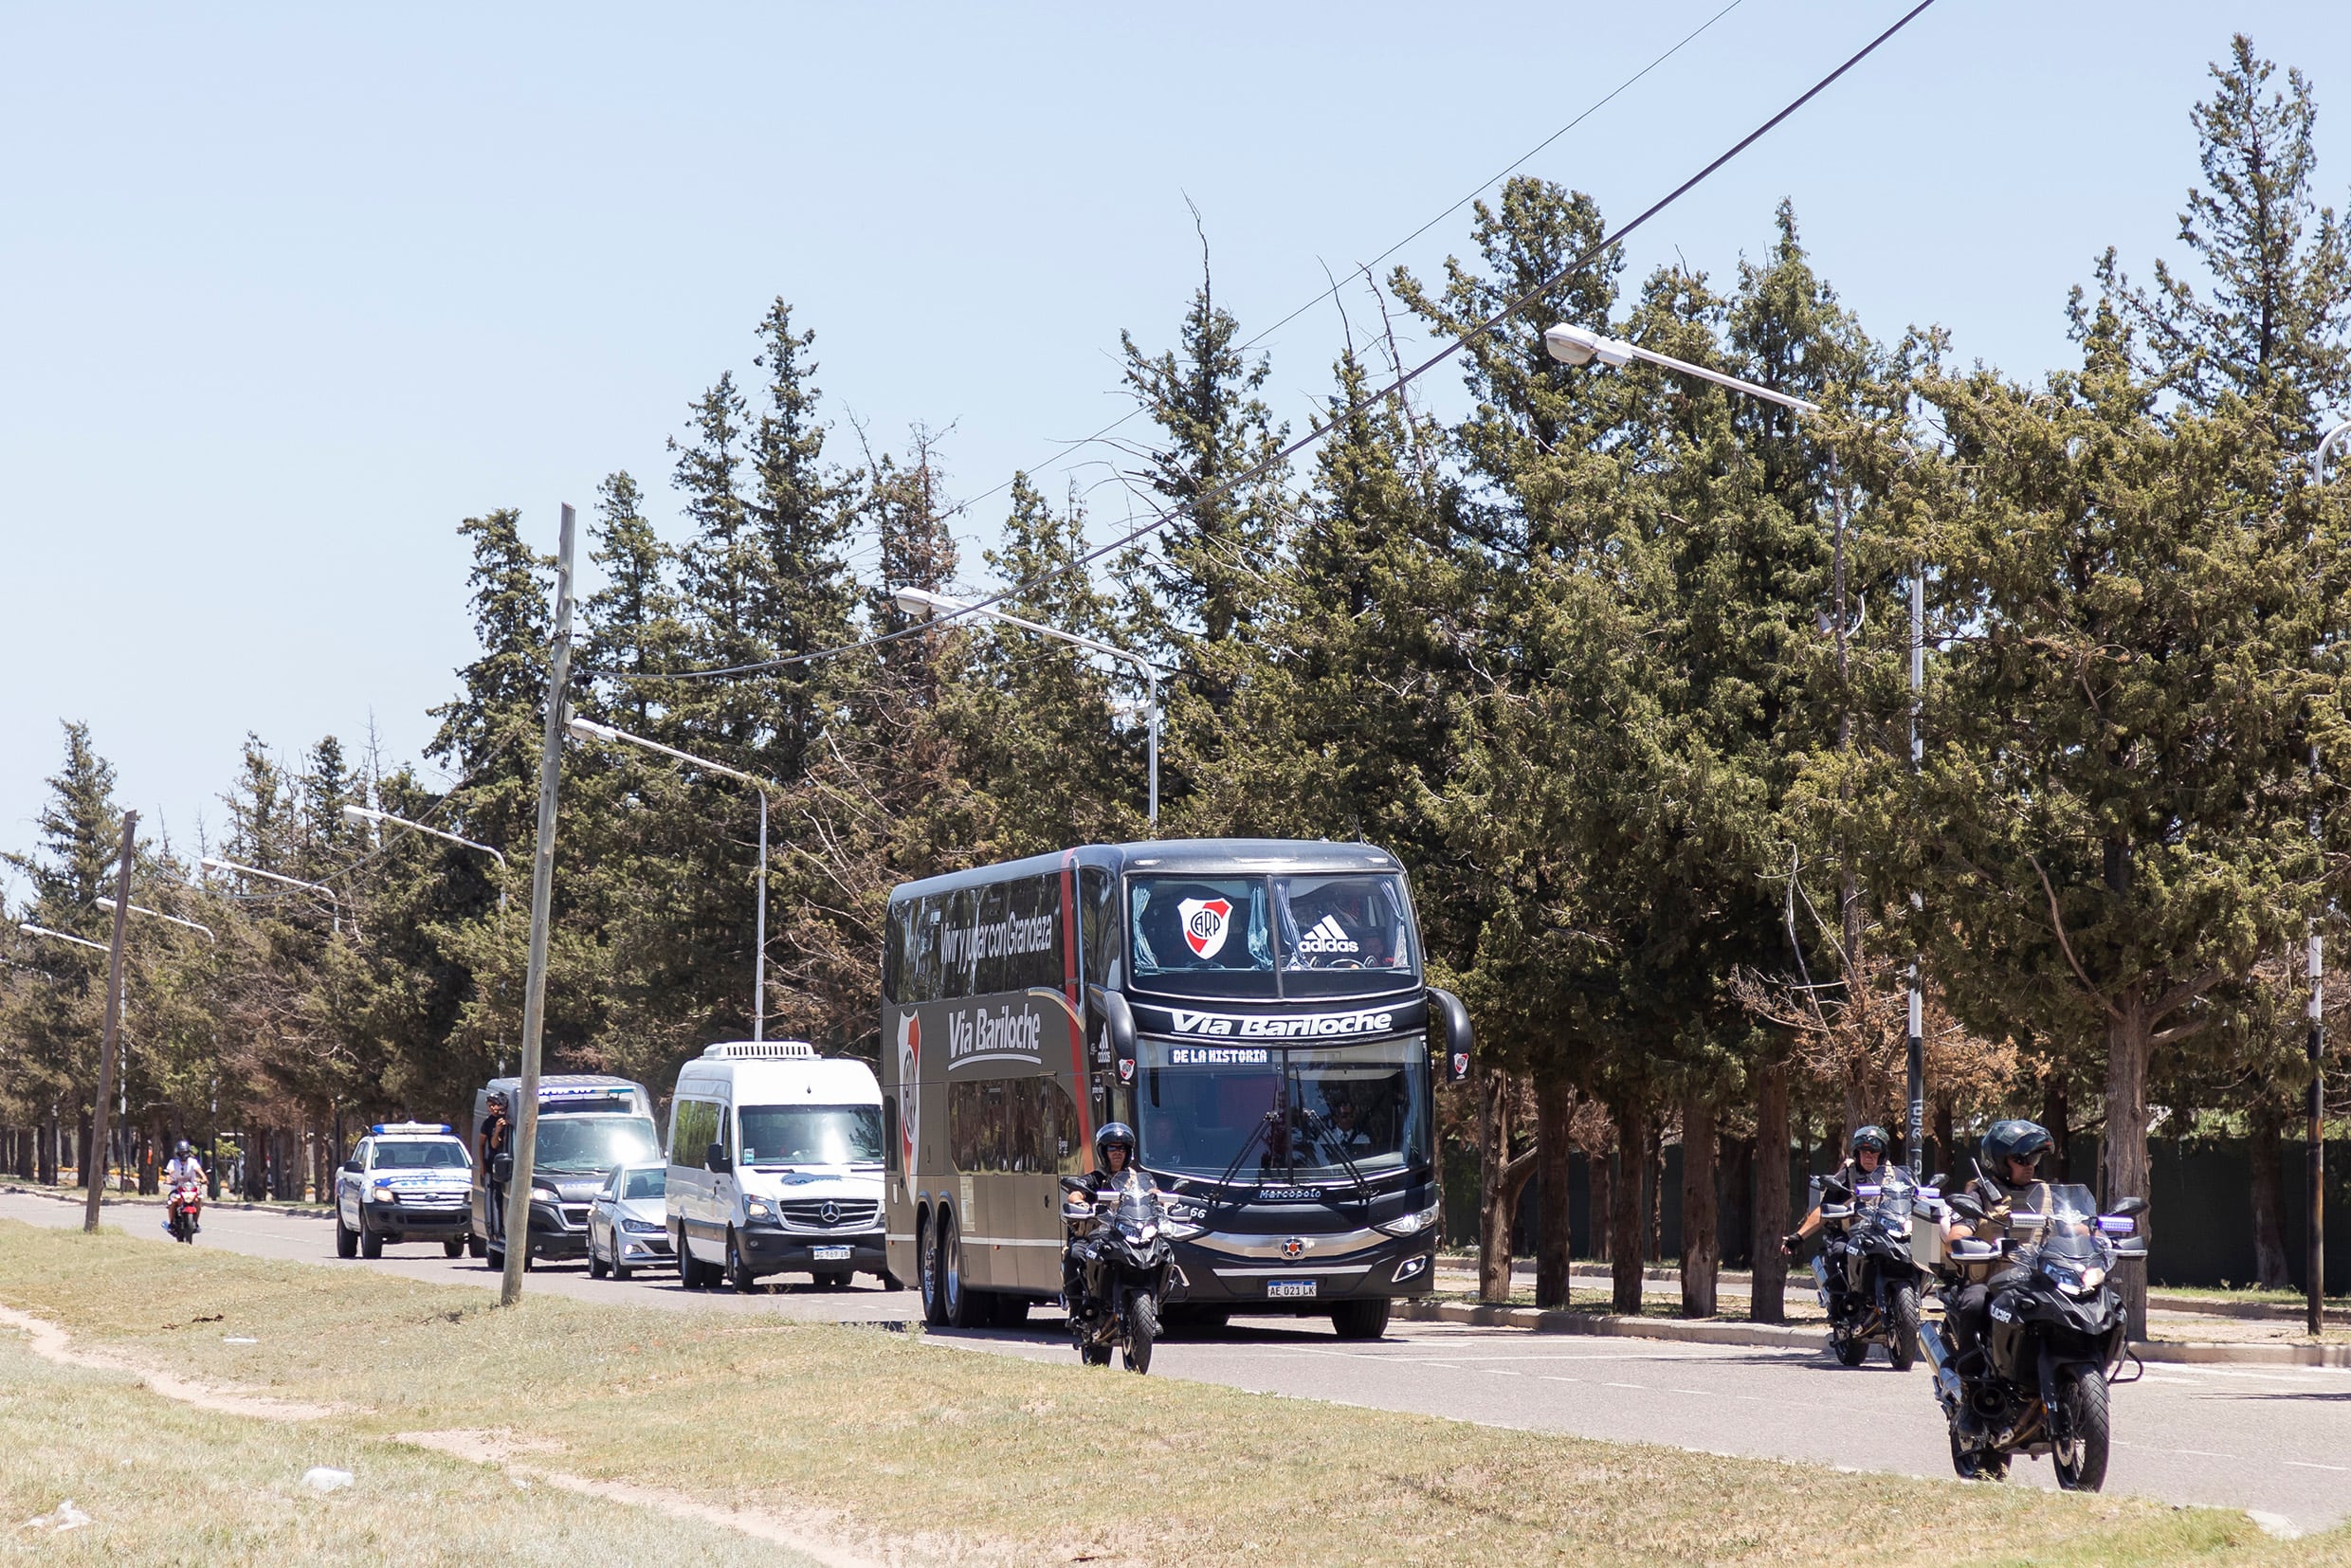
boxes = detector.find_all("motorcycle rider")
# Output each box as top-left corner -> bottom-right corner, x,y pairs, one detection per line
1062,1122 -> 1150,1311
1941,1119 -> 2058,1404
1780,1125 -> 1897,1257
162,1140 -> 207,1232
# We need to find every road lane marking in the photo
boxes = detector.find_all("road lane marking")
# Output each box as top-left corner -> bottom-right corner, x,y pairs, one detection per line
2284,1460 -> 2349,1472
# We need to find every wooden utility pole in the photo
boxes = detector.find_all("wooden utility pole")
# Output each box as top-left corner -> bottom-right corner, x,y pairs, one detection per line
83,811 -> 137,1233
501,502 -> 576,1307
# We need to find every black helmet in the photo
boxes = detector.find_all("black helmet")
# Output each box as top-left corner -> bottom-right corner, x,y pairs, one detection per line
1094,1121 -> 1136,1169
174,1140 -> 192,1158
1981,1119 -> 2053,1172
1850,1125 -> 1889,1158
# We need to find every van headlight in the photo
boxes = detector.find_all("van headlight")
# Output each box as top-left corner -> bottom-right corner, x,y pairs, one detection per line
743,1198 -> 774,1222
1377,1202 -> 1442,1238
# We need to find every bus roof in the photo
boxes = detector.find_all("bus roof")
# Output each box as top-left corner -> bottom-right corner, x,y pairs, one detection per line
888,838 -> 1402,903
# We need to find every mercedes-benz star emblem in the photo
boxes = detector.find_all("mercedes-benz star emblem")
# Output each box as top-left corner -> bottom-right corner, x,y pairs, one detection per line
819,1200 -> 839,1226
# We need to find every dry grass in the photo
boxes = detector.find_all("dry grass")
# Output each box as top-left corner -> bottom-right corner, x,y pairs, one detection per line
2,1219 -> 2346,1567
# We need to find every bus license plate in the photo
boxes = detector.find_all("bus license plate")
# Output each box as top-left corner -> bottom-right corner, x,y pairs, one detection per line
811,1246 -> 852,1261
1267,1280 -> 1317,1299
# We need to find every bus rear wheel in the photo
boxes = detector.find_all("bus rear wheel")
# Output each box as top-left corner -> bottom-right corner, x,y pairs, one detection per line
919,1212 -> 947,1325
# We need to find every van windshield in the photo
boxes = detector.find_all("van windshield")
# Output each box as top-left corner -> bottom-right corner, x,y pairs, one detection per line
532,1115 -> 661,1173
739,1105 -> 883,1166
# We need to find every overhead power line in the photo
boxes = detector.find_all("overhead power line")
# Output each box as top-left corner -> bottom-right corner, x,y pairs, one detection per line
599,0 -> 1941,685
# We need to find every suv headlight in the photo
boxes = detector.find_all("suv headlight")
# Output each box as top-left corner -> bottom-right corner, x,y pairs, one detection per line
1377,1202 -> 1442,1238
367,1180 -> 395,1203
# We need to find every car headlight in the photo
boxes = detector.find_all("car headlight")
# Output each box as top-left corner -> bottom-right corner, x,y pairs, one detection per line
620,1217 -> 664,1234
743,1199 -> 774,1221
1377,1202 -> 1442,1238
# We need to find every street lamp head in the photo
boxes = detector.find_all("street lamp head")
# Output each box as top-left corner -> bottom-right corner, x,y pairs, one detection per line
341,804 -> 385,826
199,857 -> 228,874
566,717 -> 618,744
1543,321 -> 1634,370
891,585 -> 963,618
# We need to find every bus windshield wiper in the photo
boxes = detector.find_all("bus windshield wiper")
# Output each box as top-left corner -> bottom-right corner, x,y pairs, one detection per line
1298,1108 -> 1376,1210
1205,1110 -> 1279,1214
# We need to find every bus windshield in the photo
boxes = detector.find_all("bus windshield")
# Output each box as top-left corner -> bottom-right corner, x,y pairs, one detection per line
1136,1037 -> 1430,1181
1129,873 -> 1420,999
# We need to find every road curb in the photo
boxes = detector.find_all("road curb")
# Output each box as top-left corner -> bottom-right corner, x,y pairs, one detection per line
2,1182 -> 329,1221
1402,1299 -> 2351,1365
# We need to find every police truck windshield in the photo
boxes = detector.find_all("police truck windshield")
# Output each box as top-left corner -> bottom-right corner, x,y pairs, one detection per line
738,1105 -> 883,1166
1129,873 -> 1419,999
373,1141 -> 467,1169
531,1116 -> 661,1173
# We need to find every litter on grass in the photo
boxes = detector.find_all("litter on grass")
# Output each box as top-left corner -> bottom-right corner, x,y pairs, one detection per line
18,1500 -> 92,1533
224,1336 -> 257,1344
301,1468 -> 354,1494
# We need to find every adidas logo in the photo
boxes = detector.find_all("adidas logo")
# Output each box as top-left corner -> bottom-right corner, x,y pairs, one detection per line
1297,915 -> 1359,954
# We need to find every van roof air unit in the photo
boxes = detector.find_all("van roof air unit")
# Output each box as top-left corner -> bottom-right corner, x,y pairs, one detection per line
702,1041 -> 817,1060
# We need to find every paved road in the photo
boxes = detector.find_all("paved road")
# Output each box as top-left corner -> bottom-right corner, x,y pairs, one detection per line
8,1190 -> 2347,1533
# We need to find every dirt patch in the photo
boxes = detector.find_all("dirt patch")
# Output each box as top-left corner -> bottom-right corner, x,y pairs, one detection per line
0,1303 -> 341,1421
392,1430 -> 901,1568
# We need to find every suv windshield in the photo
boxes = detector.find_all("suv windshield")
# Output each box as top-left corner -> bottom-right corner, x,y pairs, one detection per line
738,1104 -> 882,1166
1129,872 -> 1420,999
372,1140 -> 467,1170
532,1115 -> 661,1173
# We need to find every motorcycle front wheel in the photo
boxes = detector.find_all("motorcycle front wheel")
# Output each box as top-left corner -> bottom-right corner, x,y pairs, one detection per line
2051,1369 -> 2111,1492
1887,1285 -> 1920,1372
1123,1293 -> 1159,1375
1949,1426 -> 2008,1482
1832,1324 -> 1869,1367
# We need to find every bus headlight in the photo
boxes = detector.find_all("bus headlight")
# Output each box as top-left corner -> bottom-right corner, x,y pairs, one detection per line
1377,1203 -> 1441,1238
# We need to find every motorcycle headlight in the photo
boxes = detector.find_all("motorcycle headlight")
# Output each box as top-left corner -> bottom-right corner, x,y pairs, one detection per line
1139,1222 -> 1159,1243
1377,1202 -> 1443,1238
2080,1265 -> 2106,1289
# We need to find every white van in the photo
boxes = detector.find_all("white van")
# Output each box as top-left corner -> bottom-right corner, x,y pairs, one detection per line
666,1042 -> 893,1293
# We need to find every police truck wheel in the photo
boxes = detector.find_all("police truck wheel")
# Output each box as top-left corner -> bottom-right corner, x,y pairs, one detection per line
467,1234 -> 486,1260
1888,1285 -> 1921,1372
360,1228 -> 384,1260
1331,1298 -> 1391,1340
335,1215 -> 357,1259
486,1246 -> 503,1272
443,1238 -> 465,1258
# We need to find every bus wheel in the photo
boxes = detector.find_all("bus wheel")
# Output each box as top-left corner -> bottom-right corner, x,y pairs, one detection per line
940,1212 -> 979,1328
919,1212 -> 947,1325
1331,1298 -> 1391,1340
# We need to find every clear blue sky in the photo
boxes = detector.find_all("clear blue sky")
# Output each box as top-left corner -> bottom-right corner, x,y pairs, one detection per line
4,1 -> 2346,893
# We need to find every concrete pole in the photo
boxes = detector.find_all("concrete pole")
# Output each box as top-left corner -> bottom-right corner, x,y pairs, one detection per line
753,790 -> 768,1041
83,811 -> 137,1232
501,502 -> 576,1306
1907,566 -> 1925,1175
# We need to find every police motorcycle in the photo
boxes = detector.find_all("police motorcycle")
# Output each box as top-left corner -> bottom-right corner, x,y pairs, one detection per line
1918,1176 -> 2147,1490
1812,1166 -> 1927,1370
1060,1169 -> 1175,1375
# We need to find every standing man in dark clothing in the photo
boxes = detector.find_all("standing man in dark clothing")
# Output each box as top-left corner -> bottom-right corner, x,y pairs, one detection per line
478,1092 -> 512,1247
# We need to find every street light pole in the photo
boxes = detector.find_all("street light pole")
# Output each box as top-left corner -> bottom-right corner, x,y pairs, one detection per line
892,584 -> 1169,830
504,501 -> 579,1307
1545,319 -> 1929,1173
84,811 -> 137,1232
565,718 -> 772,1039
2307,418 -> 2351,1334
95,898 -> 218,943
200,857 -> 341,933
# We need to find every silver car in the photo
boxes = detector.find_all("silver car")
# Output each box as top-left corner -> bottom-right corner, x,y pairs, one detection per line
587,1162 -> 672,1280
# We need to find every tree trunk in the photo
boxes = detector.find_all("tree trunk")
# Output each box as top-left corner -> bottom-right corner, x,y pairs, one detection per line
2103,997 -> 2153,1340
1610,1099 -> 1648,1315
1534,1079 -> 1574,1308
1589,1138 -> 1613,1263
1752,1058 -> 1790,1322
1649,1135 -> 1666,1263
1933,1096 -> 1955,1185
77,1110 -> 93,1189
2249,1103 -> 2292,1290
2042,1078 -> 2071,1183
1721,1134 -> 1753,1269
1476,1069 -> 1536,1302
1680,1093 -> 1719,1318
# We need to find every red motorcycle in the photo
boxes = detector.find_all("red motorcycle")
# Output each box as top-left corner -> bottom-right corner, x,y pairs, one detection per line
167,1181 -> 203,1244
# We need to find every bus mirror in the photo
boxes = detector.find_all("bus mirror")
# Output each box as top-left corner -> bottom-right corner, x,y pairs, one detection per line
1428,988 -> 1472,1085
1089,985 -> 1138,1082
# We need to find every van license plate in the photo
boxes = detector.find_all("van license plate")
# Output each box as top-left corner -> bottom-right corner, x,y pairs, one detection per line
811,1246 -> 852,1261
1267,1280 -> 1317,1299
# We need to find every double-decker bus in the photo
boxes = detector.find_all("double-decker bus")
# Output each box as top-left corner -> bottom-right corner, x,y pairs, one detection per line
881,839 -> 1470,1340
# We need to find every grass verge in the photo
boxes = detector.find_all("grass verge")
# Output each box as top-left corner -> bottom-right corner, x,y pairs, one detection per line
2,1219 -> 2345,1567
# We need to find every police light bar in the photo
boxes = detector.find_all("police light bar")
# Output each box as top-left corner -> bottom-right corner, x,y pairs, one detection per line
370,1121 -> 455,1136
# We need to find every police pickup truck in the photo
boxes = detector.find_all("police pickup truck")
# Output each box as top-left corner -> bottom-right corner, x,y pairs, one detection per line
335,1122 -> 474,1259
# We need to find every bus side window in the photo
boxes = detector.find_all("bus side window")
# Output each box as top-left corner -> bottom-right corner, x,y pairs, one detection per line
906,895 -> 945,1003
1079,866 -> 1117,989
883,899 -> 909,1005
883,1096 -> 899,1176
1008,873 -> 1063,994
941,887 -> 979,1000
972,882 -> 1011,997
